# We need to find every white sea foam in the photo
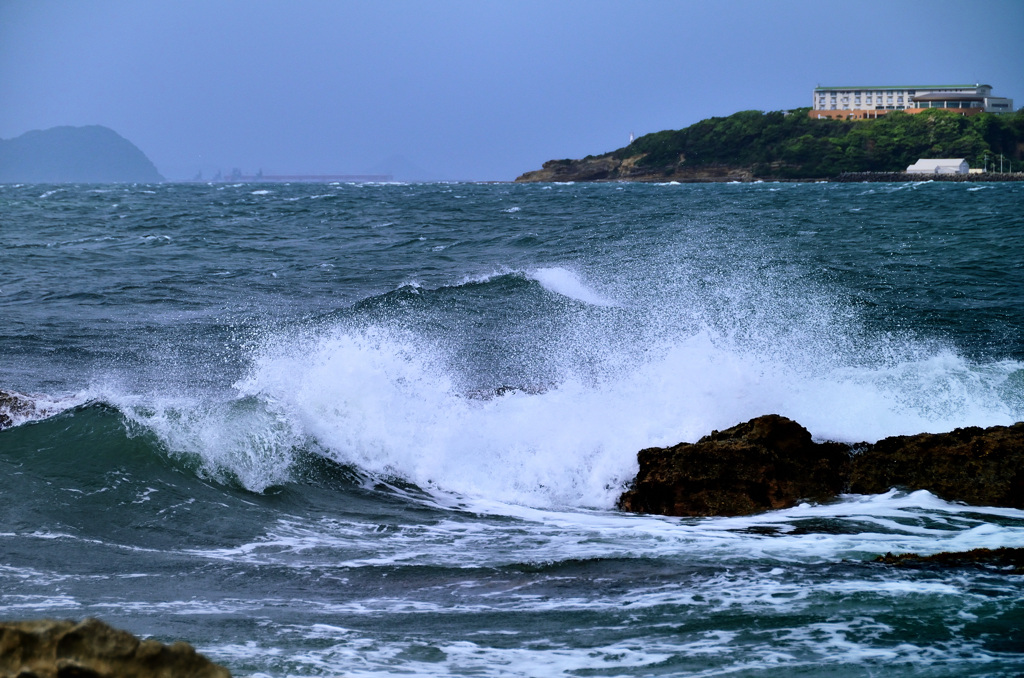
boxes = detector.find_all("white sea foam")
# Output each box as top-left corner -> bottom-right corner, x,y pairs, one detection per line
110,390 -> 298,492
109,294 -> 1024,507
201,622 -> 1008,678
203,307 -> 1022,508
0,390 -> 83,429
223,324 -> 643,504
527,267 -> 619,306
108,222 -> 1024,506
95,239 -> 1023,508
169,489 -> 1022,677
183,488 -> 1024,570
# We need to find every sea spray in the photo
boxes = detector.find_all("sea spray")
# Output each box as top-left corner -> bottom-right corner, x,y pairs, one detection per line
222,314 -> 1024,507
528,266 -> 619,307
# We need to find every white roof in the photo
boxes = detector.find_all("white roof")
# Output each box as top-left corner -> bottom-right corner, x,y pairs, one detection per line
907,158 -> 967,169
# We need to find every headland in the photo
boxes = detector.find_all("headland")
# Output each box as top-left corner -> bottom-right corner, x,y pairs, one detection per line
516,108 -> 1024,183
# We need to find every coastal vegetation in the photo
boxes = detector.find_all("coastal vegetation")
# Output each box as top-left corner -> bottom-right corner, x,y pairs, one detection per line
517,108 -> 1024,181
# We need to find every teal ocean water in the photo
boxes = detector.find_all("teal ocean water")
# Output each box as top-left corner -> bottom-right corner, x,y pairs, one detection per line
1,181 -> 1023,676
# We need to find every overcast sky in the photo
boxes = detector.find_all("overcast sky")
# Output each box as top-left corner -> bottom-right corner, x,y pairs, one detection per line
2,0 -> 1022,181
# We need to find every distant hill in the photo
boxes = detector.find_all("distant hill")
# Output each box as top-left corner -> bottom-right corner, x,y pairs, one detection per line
516,108 -> 1024,182
0,125 -> 164,183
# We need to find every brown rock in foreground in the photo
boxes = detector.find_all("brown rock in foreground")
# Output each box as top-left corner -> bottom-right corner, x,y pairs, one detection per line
849,422 -> 1024,509
618,415 -> 1024,517
617,414 -> 850,517
0,618 -> 231,678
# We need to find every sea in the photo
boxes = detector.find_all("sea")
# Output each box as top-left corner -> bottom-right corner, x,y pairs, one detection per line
1,180 -> 1023,677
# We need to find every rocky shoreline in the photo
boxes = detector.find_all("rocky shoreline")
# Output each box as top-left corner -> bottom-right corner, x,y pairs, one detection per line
515,157 -> 761,183
618,414 -> 1024,517
516,157 -> 1024,182
514,158 -> 1024,184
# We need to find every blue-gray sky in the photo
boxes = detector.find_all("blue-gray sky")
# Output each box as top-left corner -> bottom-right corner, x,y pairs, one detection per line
2,0 -> 1022,181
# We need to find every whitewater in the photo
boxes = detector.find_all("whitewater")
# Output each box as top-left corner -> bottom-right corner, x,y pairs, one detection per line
1,180 -> 1022,676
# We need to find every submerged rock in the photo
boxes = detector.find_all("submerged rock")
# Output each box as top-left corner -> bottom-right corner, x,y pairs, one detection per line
0,618 -> 230,678
873,547 -> 1024,574
849,423 -> 1024,509
617,415 -> 850,517
618,416 -> 1024,517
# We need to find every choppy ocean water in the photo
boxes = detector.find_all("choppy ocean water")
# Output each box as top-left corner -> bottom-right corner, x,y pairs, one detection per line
1,180 -> 1022,676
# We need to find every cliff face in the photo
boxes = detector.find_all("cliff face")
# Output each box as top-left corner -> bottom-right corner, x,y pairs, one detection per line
0,125 -> 164,183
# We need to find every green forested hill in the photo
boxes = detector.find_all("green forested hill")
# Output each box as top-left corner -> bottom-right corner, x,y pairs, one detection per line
517,108 -> 1024,182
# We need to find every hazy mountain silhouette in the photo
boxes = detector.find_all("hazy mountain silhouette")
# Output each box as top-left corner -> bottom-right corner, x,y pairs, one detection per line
0,125 -> 164,183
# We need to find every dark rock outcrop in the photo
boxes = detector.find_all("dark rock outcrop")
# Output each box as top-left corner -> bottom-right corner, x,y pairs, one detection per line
0,390 -> 40,431
0,618 -> 230,678
873,547 -> 1024,574
849,422 -> 1024,509
617,415 -> 850,517
515,156 -> 756,183
618,415 -> 1024,517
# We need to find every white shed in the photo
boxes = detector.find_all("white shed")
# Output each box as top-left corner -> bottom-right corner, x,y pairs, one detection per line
906,158 -> 969,174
